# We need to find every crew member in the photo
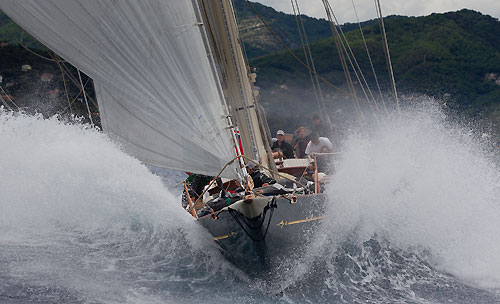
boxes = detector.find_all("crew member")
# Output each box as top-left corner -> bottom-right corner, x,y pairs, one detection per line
271,130 -> 294,159
246,161 -> 276,188
181,173 -> 212,209
293,126 -> 309,158
311,113 -> 331,138
305,132 -> 334,156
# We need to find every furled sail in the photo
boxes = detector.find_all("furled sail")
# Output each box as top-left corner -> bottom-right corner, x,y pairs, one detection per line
0,1 -> 240,178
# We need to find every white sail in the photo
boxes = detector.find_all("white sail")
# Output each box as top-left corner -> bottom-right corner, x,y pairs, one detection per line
0,0 -> 239,177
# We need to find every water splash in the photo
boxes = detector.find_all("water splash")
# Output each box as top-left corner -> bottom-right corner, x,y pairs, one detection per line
1,104 -> 500,303
0,110 -> 266,303
324,101 -> 500,289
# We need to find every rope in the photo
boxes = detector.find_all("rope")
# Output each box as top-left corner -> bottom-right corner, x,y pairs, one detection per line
375,0 -> 399,110
245,0 -> 348,95
52,53 -> 73,115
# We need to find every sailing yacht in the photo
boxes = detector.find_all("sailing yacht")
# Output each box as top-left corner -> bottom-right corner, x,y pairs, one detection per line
0,0 -> 328,274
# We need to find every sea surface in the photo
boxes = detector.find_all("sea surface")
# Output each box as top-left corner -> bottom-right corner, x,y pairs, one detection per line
1,103 -> 500,303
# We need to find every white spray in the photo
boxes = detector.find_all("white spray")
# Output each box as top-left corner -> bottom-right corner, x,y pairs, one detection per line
325,101 -> 500,289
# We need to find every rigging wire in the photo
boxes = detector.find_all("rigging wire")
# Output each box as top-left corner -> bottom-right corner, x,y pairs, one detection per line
374,0 -> 399,111
52,52 -> 73,115
77,69 -> 94,126
291,0 -> 333,130
0,94 -> 11,110
244,0 -> 348,95
323,0 -> 380,117
351,0 -> 387,112
0,84 -> 19,110
17,30 -> 99,117
19,29 -> 99,111
17,31 -> 62,63
58,61 -> 99,109
291,0 -> 321,108
57,78 -> 91,115
321,0 -> 366,121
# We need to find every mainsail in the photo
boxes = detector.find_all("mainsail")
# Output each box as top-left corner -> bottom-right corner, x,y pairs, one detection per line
0,0 -> 240,178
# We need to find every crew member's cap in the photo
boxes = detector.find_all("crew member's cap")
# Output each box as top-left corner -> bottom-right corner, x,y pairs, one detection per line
276,130 -> 285,136
246,161 -> 259,170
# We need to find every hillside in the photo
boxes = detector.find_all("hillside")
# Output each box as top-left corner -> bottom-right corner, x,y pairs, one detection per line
250,9 -> 500,132
233,0 -> 377,58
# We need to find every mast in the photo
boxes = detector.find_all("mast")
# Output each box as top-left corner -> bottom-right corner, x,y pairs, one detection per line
200,0 -> 273,170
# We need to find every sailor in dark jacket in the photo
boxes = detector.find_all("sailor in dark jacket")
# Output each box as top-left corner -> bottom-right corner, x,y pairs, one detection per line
271,130 -> 294,159
246,161 -> 276,188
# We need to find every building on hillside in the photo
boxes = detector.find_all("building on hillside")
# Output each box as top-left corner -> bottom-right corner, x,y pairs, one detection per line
40,73 -> 54,82
21,64 -> 32,72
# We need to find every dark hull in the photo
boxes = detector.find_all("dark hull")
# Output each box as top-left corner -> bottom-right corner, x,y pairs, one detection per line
198,194 -> 326,276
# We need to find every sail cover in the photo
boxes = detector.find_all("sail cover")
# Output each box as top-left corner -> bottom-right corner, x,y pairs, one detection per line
1,1 -> 239,178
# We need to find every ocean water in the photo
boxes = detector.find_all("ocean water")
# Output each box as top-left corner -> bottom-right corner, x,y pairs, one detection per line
0,104 -> 499,303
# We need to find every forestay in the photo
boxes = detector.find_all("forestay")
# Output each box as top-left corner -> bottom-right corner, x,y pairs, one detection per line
0,0 -> 240,178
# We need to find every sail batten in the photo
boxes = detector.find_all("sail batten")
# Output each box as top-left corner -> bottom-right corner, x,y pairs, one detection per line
1,0 -> 239,178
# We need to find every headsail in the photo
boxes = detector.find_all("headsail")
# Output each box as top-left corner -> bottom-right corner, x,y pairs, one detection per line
0,0 -> 239,178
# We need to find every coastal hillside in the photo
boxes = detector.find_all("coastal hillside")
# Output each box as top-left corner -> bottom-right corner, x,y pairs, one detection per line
232,0 -> 377,58
251,9 -> 500,132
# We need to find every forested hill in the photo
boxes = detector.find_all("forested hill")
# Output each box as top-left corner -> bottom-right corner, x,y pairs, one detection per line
233,0 -> 377,58
250,9 -> 500,132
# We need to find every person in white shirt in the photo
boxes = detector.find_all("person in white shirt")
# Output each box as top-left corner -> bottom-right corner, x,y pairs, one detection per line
305,132 -> 334,156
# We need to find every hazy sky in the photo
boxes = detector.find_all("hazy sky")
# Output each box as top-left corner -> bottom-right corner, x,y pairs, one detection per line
254,0 -> 500,24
